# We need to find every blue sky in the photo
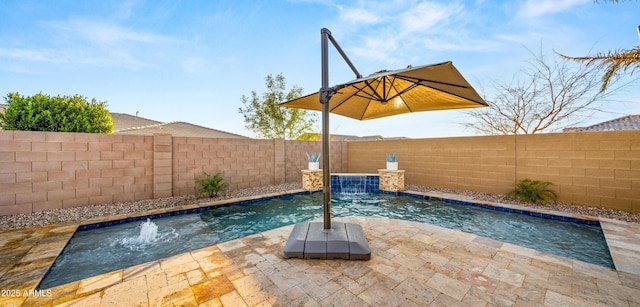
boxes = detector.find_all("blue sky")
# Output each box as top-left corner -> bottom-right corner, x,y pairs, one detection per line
1,0 -> 639,138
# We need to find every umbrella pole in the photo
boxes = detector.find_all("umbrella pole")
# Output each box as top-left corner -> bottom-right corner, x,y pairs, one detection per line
320,28 -> 331,230
282,28 -> 372,261
319,28 -> 363,230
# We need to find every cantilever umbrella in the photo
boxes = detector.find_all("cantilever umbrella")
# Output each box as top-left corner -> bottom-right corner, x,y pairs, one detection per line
280,29 -> 487,259
280,61 -> 487,120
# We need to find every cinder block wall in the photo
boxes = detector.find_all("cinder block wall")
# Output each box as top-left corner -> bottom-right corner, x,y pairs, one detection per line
515,131 -> 639,211
282,140 -> 346,183
348,131 -> 640,212
172,137 -> 277,195
0,130 -> 346,215
0,131 -> 154,215
348,136 -> 516,195
170,138 -> 348,195
2,129 -> 637,215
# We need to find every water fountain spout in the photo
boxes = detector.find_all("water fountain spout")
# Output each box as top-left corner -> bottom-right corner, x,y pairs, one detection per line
138,218 -> 158,243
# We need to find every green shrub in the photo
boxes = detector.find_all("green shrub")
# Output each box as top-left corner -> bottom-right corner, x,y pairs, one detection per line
195,172 -> 228,198
507,179 -> 557,204
0,92 -> 114,133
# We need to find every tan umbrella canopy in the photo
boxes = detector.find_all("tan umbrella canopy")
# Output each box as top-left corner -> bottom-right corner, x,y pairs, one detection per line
279,61 -> 487,120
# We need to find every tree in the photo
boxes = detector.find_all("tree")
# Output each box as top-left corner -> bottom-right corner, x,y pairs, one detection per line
0,92 -> 114,133
560,0 -> 639,92
464,49 -> 621,135
239,73 -> 318,139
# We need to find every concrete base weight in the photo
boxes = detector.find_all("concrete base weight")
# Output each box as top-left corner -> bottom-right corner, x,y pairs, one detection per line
283,221 -> 371,260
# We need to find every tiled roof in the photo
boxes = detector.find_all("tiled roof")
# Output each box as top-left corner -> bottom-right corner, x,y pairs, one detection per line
111,113 -> 250,139
563,115 -> 640,132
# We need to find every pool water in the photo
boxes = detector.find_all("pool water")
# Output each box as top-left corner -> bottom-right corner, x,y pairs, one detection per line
38,192 -> 614,289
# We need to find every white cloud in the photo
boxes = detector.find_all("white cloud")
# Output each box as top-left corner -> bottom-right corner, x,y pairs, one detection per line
1,18 -> 186,69
179,56 -> 216,75
330,1 -> 486,64
114,0 -> 142,20
0,46 -> 148,68
50,18 -> 180,46
350,35 -> 399,62
517,0 -> 590,19
338,6 -> 381,25
0,48 -> 53,63
400,1 -> 463,33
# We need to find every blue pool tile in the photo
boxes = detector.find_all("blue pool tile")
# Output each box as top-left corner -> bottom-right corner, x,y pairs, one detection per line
401,191 -> 600,226
331,175 -> 380,193
78,191 -> 311,231
380,190 -> 399,196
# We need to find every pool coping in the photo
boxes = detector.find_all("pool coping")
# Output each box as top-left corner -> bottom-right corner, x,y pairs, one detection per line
0,189 -> 639,305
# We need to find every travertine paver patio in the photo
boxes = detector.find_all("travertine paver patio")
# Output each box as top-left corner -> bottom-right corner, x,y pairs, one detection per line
1,190 -> 639,306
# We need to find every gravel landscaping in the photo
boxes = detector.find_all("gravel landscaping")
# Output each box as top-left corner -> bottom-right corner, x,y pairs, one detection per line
1,182 -> 638,231
405,184 -> 640,224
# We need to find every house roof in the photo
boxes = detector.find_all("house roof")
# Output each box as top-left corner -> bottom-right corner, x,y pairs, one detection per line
563,115 -> 640,132
331,134 -> 409,141
111,112 -> 161,132
0,105 -> 249,138
298,132 -> 409,142
111,113 -> 250,139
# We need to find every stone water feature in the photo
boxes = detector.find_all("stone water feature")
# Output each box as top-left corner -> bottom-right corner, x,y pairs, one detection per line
301,171 -> 405,193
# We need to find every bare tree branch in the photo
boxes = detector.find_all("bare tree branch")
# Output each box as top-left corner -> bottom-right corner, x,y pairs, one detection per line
464,48 -> 626,135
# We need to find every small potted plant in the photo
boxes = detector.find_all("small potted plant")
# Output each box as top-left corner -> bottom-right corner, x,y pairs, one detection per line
306,152 -> 321,170
386,152 -> 398,170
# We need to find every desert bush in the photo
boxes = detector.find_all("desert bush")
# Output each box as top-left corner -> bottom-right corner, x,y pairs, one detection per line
195,172 -> 228,198
507,179 -> 557,204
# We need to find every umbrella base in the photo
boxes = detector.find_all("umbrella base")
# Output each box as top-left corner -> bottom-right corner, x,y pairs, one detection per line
283,221 -> 371,260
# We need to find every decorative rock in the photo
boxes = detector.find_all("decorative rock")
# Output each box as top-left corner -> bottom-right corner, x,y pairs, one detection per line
378,169 -> 405,192
301,170 -> 323,192
0,183 -> 303,231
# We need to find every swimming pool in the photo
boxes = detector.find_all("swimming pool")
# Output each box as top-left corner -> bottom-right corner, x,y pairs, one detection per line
38,192 -> 614,289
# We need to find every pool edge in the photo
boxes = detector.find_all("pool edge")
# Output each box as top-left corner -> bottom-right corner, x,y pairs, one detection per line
4,188 -> 639,298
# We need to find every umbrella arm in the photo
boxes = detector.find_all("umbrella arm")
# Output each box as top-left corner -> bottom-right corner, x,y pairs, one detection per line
323,28 -> 362,80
